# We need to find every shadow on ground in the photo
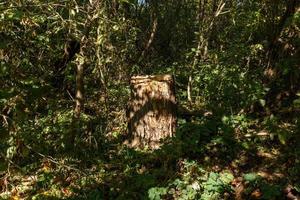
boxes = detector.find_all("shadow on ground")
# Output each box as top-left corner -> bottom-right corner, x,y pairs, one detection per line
49,114 -> 300,200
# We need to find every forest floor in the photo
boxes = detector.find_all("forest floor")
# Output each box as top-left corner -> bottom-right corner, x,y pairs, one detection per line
1,114 -> 300,200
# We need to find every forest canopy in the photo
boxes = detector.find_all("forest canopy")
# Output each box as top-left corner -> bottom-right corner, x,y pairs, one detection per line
0,0 -> 299,199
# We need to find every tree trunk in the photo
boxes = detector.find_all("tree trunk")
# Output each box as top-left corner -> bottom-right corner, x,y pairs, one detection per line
127,75 -> 177,149
68,55 -> 84,148
74,62 -> 84,118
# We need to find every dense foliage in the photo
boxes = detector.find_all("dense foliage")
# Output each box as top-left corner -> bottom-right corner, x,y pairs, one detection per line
0,0 -> 299,199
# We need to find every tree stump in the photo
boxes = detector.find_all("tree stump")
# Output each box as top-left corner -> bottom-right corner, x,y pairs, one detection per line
127,75 -> 177,149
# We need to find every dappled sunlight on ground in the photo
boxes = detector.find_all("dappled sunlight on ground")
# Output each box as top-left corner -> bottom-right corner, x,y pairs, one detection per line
1,114 -> 299,200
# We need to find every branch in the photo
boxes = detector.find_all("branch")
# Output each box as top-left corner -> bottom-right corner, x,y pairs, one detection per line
24,144 -> 87,175
140,15 -> 158,59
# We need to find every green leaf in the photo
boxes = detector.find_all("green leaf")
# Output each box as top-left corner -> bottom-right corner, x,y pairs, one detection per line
209,172 -> 219,181
259,99 -> 266,107
7,10 -> 23,20
148,187 -> 167,200
220,172 -> 234,184
294,184 -> 300,192
293,98 -> 300,107
278,131 -> 288,145
243,173 -> 259,182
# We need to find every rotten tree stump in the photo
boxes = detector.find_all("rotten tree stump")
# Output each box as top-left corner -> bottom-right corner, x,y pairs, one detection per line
127,75 -> 177,149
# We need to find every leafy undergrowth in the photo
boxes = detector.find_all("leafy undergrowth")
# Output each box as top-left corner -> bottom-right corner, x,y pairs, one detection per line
1,114 -> 300,200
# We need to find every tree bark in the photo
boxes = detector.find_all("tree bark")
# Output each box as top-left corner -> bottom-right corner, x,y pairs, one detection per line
265,0 -> 299,73
127,75 -> 177,149
68,54 -> 84,148
74,62 -> 84,118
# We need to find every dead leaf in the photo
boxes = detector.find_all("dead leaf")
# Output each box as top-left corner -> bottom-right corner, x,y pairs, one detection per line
251,189 -> 262,199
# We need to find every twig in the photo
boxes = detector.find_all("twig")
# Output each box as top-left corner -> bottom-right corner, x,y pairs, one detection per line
24,145 -> 87,175
0,2 -> 68,12
0,153 -> 24,173
1,114 -> 9,126
67,90 -> 75,101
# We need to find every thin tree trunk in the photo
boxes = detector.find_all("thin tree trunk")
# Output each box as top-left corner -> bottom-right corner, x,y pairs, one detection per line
189,0 -> 225,103
68,54 -> 84,148
187,75 -> 192,103
140,12 -> 158,60
265,0 -> 299,73
74,62 -> 84,118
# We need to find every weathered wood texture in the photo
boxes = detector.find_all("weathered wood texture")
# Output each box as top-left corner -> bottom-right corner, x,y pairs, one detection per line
128,75 -> 177,148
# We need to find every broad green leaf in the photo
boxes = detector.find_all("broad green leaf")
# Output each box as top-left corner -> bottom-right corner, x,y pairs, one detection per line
243,173 -> 259,182
220,172 -> 234,184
